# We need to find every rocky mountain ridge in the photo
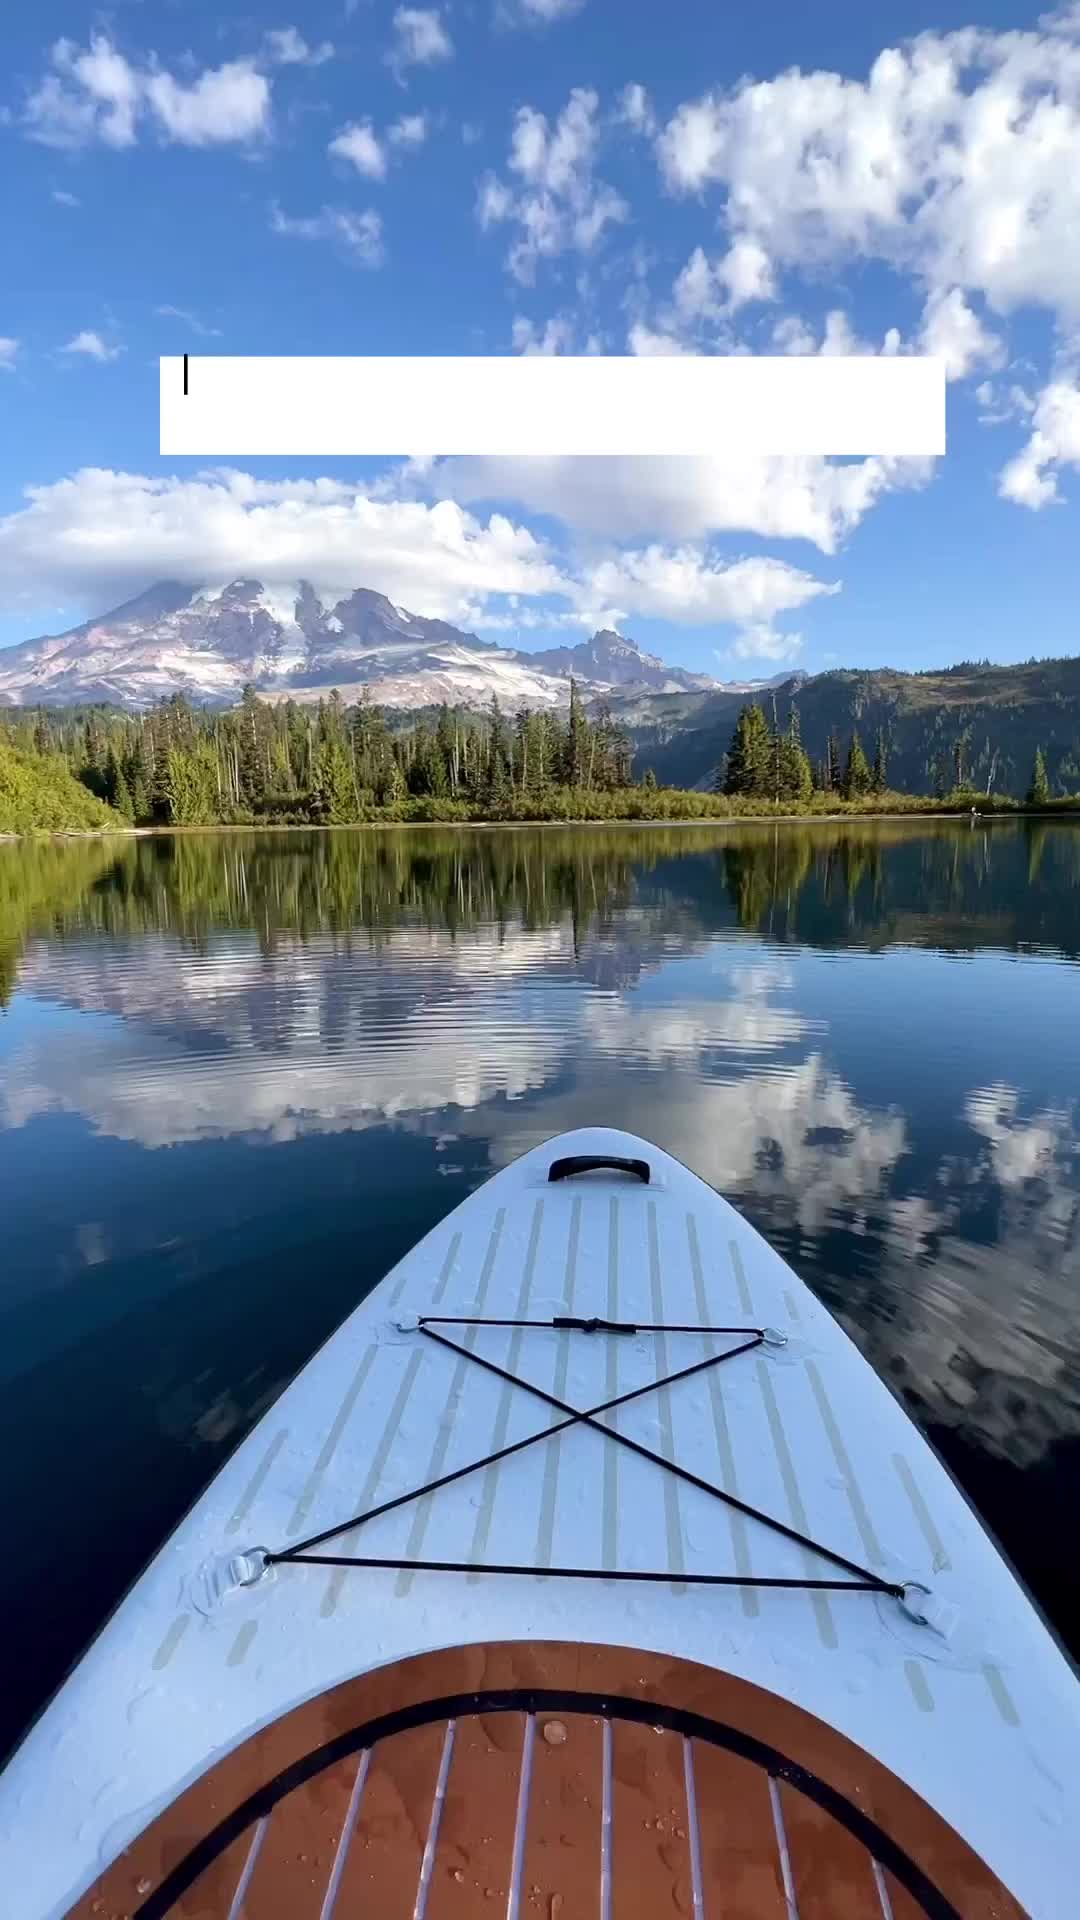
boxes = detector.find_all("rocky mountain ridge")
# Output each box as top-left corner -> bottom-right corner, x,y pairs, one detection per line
0,580 -> 758,713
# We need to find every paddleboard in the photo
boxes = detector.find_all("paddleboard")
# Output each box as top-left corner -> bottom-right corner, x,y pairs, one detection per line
2,1126 -> 1077,1918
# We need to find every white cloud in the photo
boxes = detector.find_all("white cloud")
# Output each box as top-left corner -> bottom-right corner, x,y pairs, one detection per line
574,547 -> 834,629
329,121 -> 387,179
771,314 -> 817,356
24,36 -> 271,149
998,374 -> 1080,507
155,304 -> 222,339
270,203 -> 384,267
626,323 -> 692,356
61,330 -> 123,362
389,112 -> 428,146
674,238 -> 775,320
429,451 -> 932,552
918,286 -> 1003,381
26,36 -> 140,148
0,338 -> 18,372
0,466 -> 841,652
388,7 -> 453,71
51,188 -> 80,207
617,83 -> 655,137
511,314 -> 575,354
498,0 -> 586,25
655,17 -> 1080,329
264,28 -> 335,66
0,469 -> 568,621
716,236 -> 775,309
975,378 -> 1037,425
772,309 -> 903,357
724,624 -> 804,664
479,88 -> 627,282
143,62 -> 270,146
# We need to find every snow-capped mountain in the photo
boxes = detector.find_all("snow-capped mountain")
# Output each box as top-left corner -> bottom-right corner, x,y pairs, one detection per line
0,579 -> 739,712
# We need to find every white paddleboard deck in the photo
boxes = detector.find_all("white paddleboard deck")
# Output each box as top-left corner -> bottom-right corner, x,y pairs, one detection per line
2,1126 -> 1077,1917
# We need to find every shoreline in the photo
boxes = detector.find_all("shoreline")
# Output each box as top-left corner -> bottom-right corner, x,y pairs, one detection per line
4,808 -> 1077,844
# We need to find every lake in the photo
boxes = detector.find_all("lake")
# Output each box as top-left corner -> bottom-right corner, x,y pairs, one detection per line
2,820 -> 1078,1757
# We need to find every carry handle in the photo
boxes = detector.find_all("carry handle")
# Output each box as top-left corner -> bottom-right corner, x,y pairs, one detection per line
547,1154 -> 651,1186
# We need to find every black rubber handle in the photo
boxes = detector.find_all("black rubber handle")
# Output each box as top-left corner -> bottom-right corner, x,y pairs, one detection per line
547,1154 -> 651,1186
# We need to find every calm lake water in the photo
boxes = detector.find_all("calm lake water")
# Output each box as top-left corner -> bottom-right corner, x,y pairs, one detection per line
2,820 -> 1079,1755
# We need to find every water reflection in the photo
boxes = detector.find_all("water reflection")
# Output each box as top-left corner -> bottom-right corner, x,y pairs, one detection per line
1,820 -> 1078,1747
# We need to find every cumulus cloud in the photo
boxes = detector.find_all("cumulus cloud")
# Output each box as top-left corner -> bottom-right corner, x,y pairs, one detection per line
24,35 -> 270,149
0,338 -> 18,372
617,83 -> 655,137
511,314 -> 575,355
478,88 -> 627,282
655,17 -> 1080,329
330,114 -> 429,176
388,7 -> 453,71
575,547 -> 835,629
724,624 -> 804,664
771,310 -> 903,358
626,323 -> 693,357
674,238 -> 775,319
0,466 -> 842,654
428,451 -> 932,553
61,329 -> 123,361
270,203 -> 384,267
51,188 -> 80,207
263,27 -> 335,66
998,374 -> 1080,507
0,469 -> 569,621
918,286 -> 1004,381
389,112 -> 428,146
143,64 -> 270,146
329,121 -> 387,179
497,0 -> 586,25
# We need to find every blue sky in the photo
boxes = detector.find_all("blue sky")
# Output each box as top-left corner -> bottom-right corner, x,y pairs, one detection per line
1,0 -> 1079,677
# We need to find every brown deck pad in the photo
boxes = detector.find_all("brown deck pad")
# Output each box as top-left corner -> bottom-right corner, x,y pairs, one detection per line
690,1737 -> 789,1919
519,1712 -> 603,1920
67,1639 -> 1029,1920
609,1720 -> 692,1917
235,1753 -> 359,1917
332,1720 -> 448,1918
426,1710 -> 526,1919
779,1777 -> 884,1919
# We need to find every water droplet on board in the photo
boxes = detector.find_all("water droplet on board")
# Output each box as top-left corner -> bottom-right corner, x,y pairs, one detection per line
542,1719 -> 567,1745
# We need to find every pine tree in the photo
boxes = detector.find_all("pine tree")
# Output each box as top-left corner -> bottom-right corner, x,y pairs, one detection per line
381,754 -> 407,810
126,742 -> 151,823
842,732 -> 872,799
563,677 -> 589,787
111,758 -> 134,821
164,741 -> 219,825
871,731 -> 887,795
642,766 -> 658,791
724,703 -> 771,796
826,732 -> 842,793
312,738 -> 358,822
777,710 -> 813,802
1027,747 -> 1051,806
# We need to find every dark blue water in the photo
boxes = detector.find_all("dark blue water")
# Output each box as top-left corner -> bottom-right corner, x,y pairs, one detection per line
2,821 -> 1078,1755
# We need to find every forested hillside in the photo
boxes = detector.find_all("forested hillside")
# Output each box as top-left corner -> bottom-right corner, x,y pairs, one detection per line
624,656 -> 1080,796
3,651 -> 1080,829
